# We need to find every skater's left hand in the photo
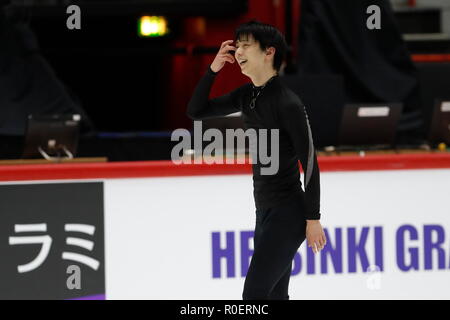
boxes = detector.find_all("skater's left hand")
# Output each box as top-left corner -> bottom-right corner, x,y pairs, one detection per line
306,220 -> 326,254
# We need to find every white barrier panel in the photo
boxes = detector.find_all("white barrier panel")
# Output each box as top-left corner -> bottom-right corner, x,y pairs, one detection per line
104,169 -> 450,300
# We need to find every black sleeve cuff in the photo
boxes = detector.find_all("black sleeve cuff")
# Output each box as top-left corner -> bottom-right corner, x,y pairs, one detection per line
305,213 -> 321,220
207,65 -> 218,76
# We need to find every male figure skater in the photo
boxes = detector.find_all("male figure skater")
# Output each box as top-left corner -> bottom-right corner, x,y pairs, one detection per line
186,21 -> 326,300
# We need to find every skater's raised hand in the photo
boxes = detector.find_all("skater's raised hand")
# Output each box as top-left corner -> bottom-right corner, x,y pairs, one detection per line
210,40 -> 236,73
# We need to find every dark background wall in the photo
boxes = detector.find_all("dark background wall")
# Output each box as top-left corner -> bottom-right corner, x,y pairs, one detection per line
22,0 -> 289,132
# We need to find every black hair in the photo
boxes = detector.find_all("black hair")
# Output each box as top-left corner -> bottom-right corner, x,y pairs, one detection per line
234,20 -> 288,72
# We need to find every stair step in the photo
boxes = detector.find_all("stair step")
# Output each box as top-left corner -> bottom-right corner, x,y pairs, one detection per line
394,7 -> 441,34
403,33 -> 450,41
404,37 -> 450,54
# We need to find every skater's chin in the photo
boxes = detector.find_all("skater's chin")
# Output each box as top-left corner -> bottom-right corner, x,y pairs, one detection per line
240,69 -> 249,77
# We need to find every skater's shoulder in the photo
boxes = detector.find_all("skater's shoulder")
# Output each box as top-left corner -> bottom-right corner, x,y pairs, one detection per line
274,87 -> 304,112
282,86 -> 303,103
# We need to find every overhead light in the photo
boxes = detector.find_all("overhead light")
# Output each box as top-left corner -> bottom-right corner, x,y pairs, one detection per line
138,16 -> 169,38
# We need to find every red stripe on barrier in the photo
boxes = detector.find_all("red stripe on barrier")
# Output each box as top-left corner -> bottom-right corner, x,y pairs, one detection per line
0,161 -> 251,181
318,153 -> 450,172
0,153 -> 449,182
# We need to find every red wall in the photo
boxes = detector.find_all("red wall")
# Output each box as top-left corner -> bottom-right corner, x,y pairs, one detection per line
164,0 -> 289,130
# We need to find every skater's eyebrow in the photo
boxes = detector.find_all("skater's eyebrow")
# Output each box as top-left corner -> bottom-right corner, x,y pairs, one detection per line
235,40 -> 251,47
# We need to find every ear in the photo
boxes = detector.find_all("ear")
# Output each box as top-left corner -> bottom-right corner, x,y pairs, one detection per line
266,47 -> 276,56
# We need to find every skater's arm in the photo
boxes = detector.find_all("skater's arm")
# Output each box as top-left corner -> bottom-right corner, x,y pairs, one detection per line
278,100 -> 321,220
186,40 -> 246,120
279,99 -> 326,253
186,66 -> 246,120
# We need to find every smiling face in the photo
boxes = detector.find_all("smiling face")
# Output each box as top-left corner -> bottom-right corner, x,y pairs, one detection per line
234,34 -> 274,77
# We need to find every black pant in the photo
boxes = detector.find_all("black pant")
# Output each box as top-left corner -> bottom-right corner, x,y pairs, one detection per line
242,192 -> 307,300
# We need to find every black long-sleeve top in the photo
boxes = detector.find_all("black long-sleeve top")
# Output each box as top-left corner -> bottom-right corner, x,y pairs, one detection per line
186,66 -> 321,220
